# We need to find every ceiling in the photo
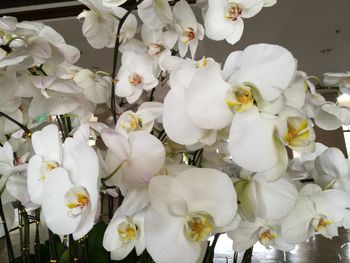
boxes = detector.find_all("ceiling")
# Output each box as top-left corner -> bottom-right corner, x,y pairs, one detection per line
2,0 -> 350,80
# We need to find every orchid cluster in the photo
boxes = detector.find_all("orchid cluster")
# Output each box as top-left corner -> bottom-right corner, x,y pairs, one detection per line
1,0 -> 350,262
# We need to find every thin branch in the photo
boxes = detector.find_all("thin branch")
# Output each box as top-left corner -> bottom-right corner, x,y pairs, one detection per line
0,198 -> 14,262
0,112 -> 32,135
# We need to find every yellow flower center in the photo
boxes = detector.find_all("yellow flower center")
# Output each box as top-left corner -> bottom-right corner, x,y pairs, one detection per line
185,212 -> 213,242
117,220 -> 138,243
64,186 -> 89,216
314,217 -> 332,232
258,229 -> 277,243
224,3 -> 242,21
120,113 -> 143,132
39,161 -> 59,181
195,57 -> 208,68
283,118 -> 311,147
182,27 -> 196,45
148,43 -> 163,56
225,85 -> 254,112
128,73 -> 143,86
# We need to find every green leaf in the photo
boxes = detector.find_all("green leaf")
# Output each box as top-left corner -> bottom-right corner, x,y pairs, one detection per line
87,220 -> 110,263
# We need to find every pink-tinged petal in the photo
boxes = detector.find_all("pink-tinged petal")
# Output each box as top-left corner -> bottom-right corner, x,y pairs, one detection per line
121,131 -> 165,188
145,207 -> 201,263
41,168 -> 80,235
58,44 -> 81,64
101,128 -> 130,160
31,76 -> 56,90
27,37 -> 52,59
186,63 -> 233,130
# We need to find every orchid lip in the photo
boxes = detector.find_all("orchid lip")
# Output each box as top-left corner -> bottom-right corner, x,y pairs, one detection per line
185,211 -> 213,242
64,186 -> 90,217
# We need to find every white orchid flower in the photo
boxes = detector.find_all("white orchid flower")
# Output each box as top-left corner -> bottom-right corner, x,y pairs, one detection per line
78,0 -> 136,48
163,58 -> 230,146
204,0 -> 265,45
277,114 -> 315,153
41,137 -> 99,240
115,51 -> 159,104
313,147 -> 350,191
74,69 -> 111,104
227,217 -> 294,252
314,102 -> 350,130
282,184 -> 350,244
27,124 -> 62,204
141,25 -> 177,60
223,44 -> 296,104
116,102 -> 163,136
101,129 -> 165,193
234,171 -> 298,222
145,167 -> 237,263
138,0 -> 173,30
103,208 -> 146,260
173,0 -> 204,58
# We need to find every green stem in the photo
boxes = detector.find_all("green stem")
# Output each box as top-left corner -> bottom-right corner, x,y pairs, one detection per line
18,204 -> 30,263
101,162 -> 123,182
0,112 -> 32,135
56,115 -> 67,140
34,209 -> 41,263
233,251 -> 238,263
242,247 -> 253,263
205,233 -> 220,263
69,234 -> 78,262
0,198 -> 15,263
48,230 -> 58,261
